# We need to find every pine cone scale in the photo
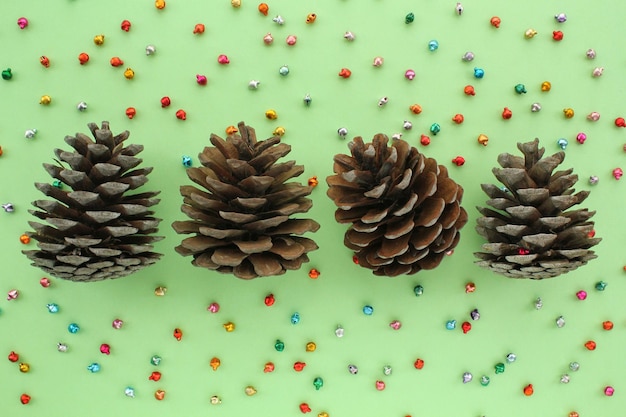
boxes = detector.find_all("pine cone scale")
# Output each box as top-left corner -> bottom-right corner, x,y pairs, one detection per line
414,198 -> 445,227
233,236 -> 273,254
268,238 -> 306,260
378,232 -> 411,258
413,171 -> 437,205
384,217 -> 414,239
248,254 -> 284,276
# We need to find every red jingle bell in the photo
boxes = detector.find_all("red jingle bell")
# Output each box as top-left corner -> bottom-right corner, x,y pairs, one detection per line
173,328 -> 183,341
461,321 -> 472,334
78,52 -> 89,65
338,68 -> 352,78
452,156 -> 465,166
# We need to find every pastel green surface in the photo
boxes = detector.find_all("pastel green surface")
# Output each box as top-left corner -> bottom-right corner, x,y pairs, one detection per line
1,1 -> 625,416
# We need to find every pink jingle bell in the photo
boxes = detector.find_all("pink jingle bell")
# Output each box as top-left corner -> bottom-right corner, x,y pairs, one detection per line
372,56 -> 384,67
587,111 -> 600,122
375,380 -> 386,391
576,133 -> 587,144
263,33 -> 274,45
389,320 -> 402,330
613,168 -> 623,180
196,74 -> 208,85
17,17 -> 29,29
587,112 -> 600,121
217,55 -> 230,64
286,35 -> 297,46
405,69 -> 416,80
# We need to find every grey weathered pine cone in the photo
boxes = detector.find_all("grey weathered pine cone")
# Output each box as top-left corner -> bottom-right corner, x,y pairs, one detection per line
327,134 -> 468,276
172,121 -> 319,279
23,121 -> 163,281
474,138 -> 601,279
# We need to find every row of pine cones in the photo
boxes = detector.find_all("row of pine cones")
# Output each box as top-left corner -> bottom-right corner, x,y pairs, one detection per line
22,121 -> 600,282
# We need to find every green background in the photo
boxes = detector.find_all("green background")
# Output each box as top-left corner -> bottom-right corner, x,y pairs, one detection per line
1,0 -> 625,416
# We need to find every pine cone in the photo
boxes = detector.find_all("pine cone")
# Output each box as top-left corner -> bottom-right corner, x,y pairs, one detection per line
172,121 -> 319,279
23,122 -> 163,282
326,134 -> 468,276
474,138 -> 601,279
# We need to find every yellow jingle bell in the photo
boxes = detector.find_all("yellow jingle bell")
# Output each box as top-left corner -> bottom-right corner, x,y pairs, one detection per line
124,68 -> 135,79
524,28 -> 538,39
